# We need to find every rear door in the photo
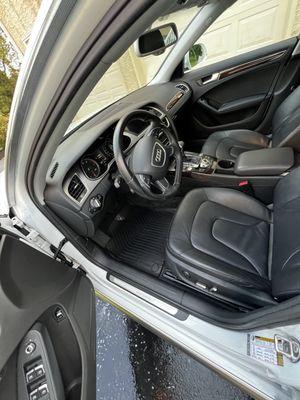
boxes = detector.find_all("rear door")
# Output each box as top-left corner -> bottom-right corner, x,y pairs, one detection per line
0,232 -> 96,400
181,37 -> 300,149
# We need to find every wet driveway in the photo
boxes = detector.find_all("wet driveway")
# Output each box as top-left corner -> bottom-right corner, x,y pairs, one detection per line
95,298 -> 251,400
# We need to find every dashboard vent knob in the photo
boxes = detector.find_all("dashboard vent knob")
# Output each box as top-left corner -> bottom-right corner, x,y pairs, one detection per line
175,83 -> 190,93
68,175 -> 86,201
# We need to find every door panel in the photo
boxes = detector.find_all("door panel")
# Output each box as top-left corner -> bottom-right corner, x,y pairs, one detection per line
0,234 -> 95,400
181,37 -> 299,146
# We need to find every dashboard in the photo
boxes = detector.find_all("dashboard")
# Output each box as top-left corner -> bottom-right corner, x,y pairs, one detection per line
80,126 -> 132,180
44,81 -> 191,237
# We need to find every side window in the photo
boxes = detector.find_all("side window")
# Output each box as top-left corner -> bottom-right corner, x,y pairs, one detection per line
184,0 -> 299,72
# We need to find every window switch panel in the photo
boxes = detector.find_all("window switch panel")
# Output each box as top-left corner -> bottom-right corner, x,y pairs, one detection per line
29,389 -> 39,400
38,383 -> 49,398
26,369 -> 37,384
35,364 -> 45,379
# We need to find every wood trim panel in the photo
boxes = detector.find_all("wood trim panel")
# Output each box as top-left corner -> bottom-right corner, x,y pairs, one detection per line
218,50 -> 286,80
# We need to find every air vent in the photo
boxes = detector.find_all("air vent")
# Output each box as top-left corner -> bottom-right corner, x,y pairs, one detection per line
175,83 -> 189,93
144,106 -> 170,127
68,175 -> 86,201
50,162 -> 59,178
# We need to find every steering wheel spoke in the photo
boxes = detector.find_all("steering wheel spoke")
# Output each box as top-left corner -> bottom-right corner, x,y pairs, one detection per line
137,173 -> 152,189
113,109 -> 182,200
143,120 -> 157,136
153,177 -> 170,194
166,143 -> 176,158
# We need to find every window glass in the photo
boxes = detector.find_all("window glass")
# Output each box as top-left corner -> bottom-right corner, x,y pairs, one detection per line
73,5 -> 200,124
185,0 -> 298,72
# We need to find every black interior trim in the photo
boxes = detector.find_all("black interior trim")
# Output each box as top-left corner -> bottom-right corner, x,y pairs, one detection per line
0,234 -> 95,400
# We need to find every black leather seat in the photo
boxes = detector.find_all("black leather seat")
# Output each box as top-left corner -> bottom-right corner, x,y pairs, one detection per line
166,167 -> 300,309
202,86 -> 300,161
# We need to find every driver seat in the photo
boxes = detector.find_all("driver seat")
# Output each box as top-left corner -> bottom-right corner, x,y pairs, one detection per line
166,167 -> 300,309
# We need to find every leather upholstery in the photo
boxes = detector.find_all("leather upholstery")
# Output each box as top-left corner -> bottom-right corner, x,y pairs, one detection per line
167,168 -> 300,307
272,86 -> 300,150
201,130 -> 269,161
202,86 -> 300,160
234,147 -> 294,176
272,167 -> 300,300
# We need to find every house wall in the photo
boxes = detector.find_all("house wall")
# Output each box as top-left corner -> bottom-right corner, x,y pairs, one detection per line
0,0 -> 41,57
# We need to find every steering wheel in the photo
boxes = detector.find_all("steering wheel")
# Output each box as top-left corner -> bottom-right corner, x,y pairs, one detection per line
113,109 -> 182,200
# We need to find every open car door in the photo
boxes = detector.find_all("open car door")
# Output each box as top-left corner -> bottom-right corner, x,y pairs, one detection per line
0,232 -> 96,400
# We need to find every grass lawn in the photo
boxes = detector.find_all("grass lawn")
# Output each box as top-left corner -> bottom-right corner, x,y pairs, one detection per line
0,115 -> 8,151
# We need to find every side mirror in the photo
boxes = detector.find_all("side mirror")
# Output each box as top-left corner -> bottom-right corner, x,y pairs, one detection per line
184,43 -> 207,71
134,23 -> 178,57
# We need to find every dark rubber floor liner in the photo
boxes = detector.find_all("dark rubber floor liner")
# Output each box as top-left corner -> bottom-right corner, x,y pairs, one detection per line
107,207 -> 174,276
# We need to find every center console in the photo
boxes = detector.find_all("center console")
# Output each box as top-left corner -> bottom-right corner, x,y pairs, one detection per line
183,152 -> 236,174
181,147 -> 295,203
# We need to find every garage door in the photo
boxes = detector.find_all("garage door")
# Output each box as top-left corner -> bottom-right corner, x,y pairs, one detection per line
200,0 -> 300,66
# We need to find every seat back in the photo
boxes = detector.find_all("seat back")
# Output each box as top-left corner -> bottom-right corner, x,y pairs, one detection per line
272,167 -> 300,299
272,86 -> 300,150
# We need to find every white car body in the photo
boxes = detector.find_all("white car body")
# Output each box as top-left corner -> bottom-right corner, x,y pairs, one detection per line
1,1 -> 300,399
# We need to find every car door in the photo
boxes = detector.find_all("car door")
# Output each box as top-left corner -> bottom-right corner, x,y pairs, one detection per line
0,231 -> 96,400
181,37 -> 300,149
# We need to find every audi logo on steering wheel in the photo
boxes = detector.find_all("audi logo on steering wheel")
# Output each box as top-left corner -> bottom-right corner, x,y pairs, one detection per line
151,142 -> 166,167
155,148 -> 163,163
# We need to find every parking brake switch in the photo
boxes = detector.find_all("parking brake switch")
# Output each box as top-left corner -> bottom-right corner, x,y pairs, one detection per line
275,335 -> 300,363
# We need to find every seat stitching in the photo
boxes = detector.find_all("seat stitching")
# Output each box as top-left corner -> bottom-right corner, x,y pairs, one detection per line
281,247 -> 300,271
189,202 -> 267,276
204,193 -> 270,221
211,218 -> 267,277
216,137 -> 265,159
276,195 -> 300,209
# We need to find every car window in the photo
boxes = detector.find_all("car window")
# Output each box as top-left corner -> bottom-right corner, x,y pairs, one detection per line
72,5 -> 200,124
184,0 -> 299,72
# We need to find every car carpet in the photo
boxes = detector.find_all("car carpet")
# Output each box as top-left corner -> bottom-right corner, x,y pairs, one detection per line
106,207 -> 174,276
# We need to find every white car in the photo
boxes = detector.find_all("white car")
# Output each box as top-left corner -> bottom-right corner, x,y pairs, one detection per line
1,0 -> 300,399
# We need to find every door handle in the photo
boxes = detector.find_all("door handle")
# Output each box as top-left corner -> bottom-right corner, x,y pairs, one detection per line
200,72 -> 220,85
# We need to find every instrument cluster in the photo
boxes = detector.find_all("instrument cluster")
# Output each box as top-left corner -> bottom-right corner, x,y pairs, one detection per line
80,135 -> 115,179
80,131 -> 131,180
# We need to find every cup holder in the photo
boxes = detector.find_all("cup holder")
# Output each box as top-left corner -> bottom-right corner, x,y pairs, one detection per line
218,160 -> 234,169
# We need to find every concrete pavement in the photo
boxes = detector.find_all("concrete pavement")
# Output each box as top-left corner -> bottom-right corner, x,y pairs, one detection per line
96,298 -> 251,400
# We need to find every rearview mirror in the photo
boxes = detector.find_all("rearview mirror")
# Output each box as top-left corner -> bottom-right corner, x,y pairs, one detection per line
134,23 -> 178,57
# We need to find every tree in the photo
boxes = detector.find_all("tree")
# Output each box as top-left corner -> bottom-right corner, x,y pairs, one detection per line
0,33 -> 20,151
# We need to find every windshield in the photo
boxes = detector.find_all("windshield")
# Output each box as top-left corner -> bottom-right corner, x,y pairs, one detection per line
72,4 -> 200,125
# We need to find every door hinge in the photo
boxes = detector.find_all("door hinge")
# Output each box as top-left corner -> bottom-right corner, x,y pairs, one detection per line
5,216 -> 81,270
50,238 -> 74,268
11,216 -> 51,254
0,214 -> 50,253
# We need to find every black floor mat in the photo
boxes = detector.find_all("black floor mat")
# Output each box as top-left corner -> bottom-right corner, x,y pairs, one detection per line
106,207 -> 174,276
